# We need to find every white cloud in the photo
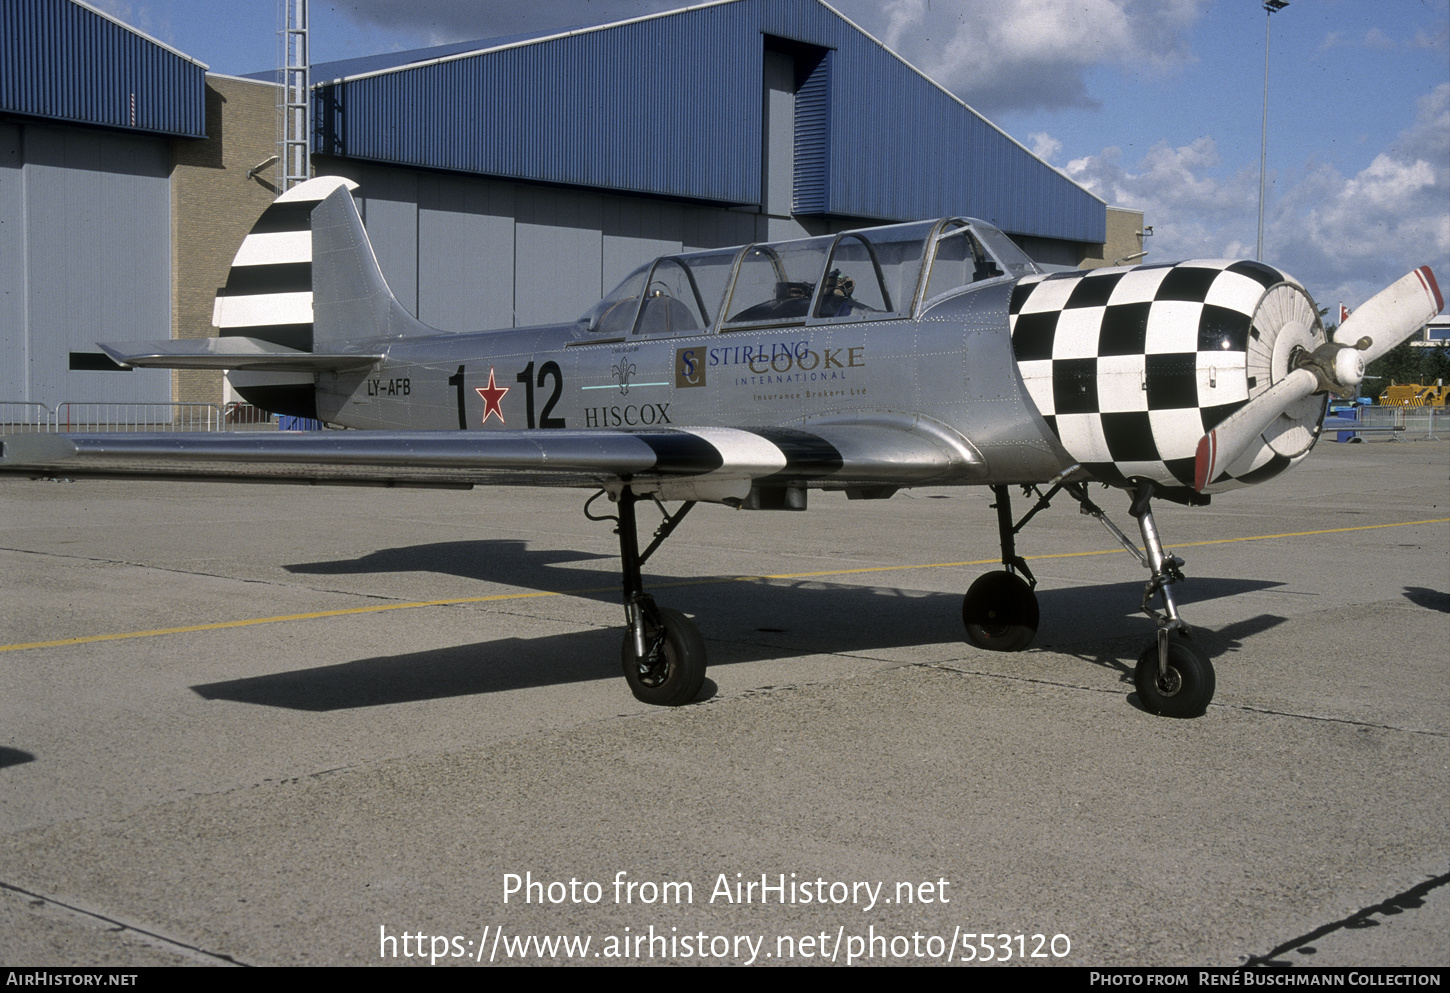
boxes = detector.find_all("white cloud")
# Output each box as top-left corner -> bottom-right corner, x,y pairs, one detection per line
1410,26 -> 1450,49
85,0 -> 176,47
1363,27 -> 1396,50
1027,132 -> 1062,161
1057,84 -> 1449,307
846,0 -> 1207,114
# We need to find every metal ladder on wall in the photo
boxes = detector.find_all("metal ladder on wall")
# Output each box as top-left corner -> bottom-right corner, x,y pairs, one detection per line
279,0 -> 310,191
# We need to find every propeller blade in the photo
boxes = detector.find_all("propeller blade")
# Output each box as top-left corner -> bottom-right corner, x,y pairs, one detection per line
1338,266 -> 1443,364
1194,368 -> 1316,491
1193,266 -> 1442,492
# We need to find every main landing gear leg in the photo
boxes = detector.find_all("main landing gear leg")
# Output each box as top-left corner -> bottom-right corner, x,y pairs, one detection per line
587,487 -> 705,706
1070,481 -> 1214,717
962,484 -> 1041,652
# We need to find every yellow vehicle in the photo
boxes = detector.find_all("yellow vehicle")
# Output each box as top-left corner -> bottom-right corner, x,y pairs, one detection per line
1378,381 -> 1450,406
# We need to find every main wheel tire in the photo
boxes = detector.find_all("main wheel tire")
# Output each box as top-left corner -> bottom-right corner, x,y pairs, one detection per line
622,607 -> 706,706
1134,635 -> 1215,718
962,571 -> 1039,652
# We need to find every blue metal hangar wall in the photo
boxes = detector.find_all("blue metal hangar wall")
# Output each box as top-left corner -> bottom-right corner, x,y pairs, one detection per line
1,0 -> 1136,411
0,0 -> 205,407
307,0 -> 1117,333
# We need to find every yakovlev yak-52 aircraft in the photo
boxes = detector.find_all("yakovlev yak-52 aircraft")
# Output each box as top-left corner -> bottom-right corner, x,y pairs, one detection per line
1,177 -> 1442,716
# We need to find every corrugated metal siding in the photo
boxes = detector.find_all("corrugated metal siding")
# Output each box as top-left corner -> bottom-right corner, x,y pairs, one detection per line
314,0 -> 1102,244
792,50 -> 830,215
0,124 -> 27,399
3,121 -> 172,404
318,3 -> 762,205
0,0 -> 206,138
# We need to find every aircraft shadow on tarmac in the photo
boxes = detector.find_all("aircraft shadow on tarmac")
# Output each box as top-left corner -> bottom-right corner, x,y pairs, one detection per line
1402,586 -> 1449,613
0,747 -> 36,769
190,540 -> 1290,711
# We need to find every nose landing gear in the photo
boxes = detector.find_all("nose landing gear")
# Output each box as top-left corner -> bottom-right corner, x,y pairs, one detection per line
963,477 -> 1215,717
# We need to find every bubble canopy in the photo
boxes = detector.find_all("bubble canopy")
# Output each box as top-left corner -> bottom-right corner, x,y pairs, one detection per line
578,218 -> 1041,337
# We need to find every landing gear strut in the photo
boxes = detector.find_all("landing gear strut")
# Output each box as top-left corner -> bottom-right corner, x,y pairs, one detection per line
962,484 -> 1040,652
963,475 -> 1215,717
587,487 -> 705,706
1075,480 -> 1214,718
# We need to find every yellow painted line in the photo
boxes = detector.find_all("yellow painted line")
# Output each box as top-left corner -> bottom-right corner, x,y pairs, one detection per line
677,517 -> 1450,582
3,517 -> 1446,654
1,591 -> 566,653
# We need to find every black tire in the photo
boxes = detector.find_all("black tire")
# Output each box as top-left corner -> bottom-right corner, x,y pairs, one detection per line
962,571 -> 1038,652
1134,635 -> 1215,718
621,607 -> 706,706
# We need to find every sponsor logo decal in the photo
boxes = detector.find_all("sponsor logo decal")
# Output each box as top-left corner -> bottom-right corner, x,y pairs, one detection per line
675,347 -> 706,389
611,359 -> 636,395
708,341 -> 866,389
583,404 -> 673,427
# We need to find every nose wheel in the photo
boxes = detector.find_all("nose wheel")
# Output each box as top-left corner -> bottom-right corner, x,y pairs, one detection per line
1133,633 -> 1214,718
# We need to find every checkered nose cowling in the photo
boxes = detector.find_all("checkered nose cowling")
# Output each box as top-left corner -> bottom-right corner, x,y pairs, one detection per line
1009,259 -> 1328,497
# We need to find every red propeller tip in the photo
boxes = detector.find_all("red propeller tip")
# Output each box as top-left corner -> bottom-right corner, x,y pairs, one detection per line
1415,266 -> 1443,314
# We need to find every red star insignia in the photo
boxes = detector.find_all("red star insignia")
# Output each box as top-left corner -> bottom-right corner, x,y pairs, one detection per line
475,367 -> 509,425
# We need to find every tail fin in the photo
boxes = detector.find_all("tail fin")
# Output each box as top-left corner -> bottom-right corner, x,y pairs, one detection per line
214,175 -> 431,352
309,182 -> 433,347
207,177 -> 429,418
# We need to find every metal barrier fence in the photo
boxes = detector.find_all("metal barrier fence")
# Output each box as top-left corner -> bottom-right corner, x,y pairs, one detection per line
1330,405 -> 1446,441
0,402 -> 53,432
1357,405 -> 1445,440
0,402 -> 250,433
52,402 -> 224,432
224,401 -> 275,426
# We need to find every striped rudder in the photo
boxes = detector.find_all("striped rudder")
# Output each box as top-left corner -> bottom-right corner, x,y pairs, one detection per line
213,176 -> 358,352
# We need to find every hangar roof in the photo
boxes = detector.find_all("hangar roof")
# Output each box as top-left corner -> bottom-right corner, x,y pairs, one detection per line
0,0 -> 208,138
306,0 -> 1106,245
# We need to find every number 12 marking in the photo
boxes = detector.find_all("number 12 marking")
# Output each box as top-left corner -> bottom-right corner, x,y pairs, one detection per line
515,361 -> 566,429
447,362 -> 566,429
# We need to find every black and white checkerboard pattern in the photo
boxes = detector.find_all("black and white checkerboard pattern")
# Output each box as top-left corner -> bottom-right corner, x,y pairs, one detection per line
1009,259 -> 1297,492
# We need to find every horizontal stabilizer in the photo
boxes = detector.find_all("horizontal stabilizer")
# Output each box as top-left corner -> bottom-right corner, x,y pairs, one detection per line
99,338 -> 383,372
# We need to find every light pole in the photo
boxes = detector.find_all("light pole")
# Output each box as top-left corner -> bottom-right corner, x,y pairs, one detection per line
1258,0 -> 1289,262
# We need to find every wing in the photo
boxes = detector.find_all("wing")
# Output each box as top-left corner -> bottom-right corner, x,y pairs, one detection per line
0,418 -> 986,502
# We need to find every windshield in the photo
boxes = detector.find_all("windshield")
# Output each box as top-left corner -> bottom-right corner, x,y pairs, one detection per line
580,264 -> 648,336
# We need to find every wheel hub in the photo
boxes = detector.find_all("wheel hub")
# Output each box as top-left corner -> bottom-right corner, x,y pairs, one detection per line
635,641 -> 669,686
1155,666 -> 1183,697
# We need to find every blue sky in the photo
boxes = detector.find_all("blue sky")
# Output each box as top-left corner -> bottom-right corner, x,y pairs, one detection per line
88,0 -> 1448,311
